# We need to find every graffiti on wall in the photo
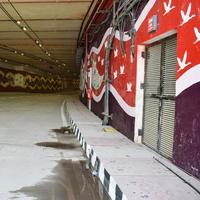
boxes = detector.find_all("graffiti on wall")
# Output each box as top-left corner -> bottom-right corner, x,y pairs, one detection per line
81,0 -> 200,178
0,67 -> 80,92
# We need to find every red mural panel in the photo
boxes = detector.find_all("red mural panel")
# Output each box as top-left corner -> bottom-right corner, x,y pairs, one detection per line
80,0 -> 200,178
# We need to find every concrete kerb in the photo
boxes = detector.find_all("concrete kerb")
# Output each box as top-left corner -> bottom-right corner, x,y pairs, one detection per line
64,101 -> 128,200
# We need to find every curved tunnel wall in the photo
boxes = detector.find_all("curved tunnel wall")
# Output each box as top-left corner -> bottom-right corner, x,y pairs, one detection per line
80,0 -> 200,179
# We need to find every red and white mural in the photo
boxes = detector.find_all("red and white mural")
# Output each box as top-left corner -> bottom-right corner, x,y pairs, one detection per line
80,0 -> 200,179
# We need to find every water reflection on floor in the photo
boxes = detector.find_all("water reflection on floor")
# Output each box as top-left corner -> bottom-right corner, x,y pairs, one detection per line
11,128 -> 111,200
12,160 -> 110,200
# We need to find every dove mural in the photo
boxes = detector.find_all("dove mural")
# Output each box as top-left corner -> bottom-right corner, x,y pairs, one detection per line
180,3 -> 196,26
80,0 -> 200,178
193,27 -> 200,44
163,0 -> 175,16
177,51 -> 191,71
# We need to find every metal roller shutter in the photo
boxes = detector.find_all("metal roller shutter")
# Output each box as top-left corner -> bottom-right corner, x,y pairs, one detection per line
143,36 -> 177,159
159,100 -> 176,158
143,98 -> 160,150
143,44 -> 161,150
162,37 -> 177,97
159,37 -> 177,158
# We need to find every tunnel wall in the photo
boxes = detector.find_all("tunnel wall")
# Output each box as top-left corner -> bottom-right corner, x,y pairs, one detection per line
80,0 -> 200,179
0,67 -> 79,92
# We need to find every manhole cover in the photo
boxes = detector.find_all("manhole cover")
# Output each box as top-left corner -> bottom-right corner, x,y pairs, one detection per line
35,142 -> 77,149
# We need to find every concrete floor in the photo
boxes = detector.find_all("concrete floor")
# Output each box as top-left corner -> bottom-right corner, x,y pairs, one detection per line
0,93 -> 110,200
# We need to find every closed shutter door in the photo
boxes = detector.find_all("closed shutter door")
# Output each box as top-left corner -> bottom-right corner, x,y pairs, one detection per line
143,44 -> 161,150
143,36 -> 177,159
159,37 -> 177,158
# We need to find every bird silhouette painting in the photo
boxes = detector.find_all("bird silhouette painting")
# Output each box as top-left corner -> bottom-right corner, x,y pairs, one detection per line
101,59 -> 104,66
114,70 -> 118,79
180,3 -> 196,26
127,83 -> 133,92
120,65 -> 125,74
177,51 -> 191,71
193,27 -> 200,44
114,48 -> 119,58
163,0 -> 175,16
98,56 -> 101,62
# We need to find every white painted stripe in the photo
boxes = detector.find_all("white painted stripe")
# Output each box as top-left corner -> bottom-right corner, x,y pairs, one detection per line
176,64 -> 200,96
61,100 -> 68,127
86,144 -> 92,158
93,86 -> 106,102
135,0 -> 157,31
134,45 -> 145,143
110,85 -> 136,117
109,176 -> 117,200
91,152 -> 97,167
88,28 -> 131,57
93,85 -> 136,117
98,163 -> 105,183
122,194 -> 128,200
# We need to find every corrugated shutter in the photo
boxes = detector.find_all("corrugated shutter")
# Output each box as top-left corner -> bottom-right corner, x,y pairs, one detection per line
145,44 -> 161,96
159,37 -> 177,158
143,44 -> 161,150
162,37 -> 176,96
143,98 -> 160,150
159,100 -> 175,158
143,36 -> 176,159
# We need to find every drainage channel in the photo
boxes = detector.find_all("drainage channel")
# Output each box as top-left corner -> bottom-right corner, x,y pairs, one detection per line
11,127 -> 111,200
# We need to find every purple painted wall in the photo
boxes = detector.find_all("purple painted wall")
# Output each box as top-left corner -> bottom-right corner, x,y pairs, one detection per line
109,92 -> 135,141
173,82 -> 200,179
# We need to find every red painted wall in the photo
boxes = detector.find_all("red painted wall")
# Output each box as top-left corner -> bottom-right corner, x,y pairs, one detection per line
80,0 -> 200,179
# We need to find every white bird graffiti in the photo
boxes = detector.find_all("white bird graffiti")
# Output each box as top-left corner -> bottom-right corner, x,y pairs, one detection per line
180,3 -> 196,26
127,83 -> 132,92
163,0 -> 175,16
177,51 -> 191,71
104,41 -> 108,48
114,48 -> 119,58
98,56 -> 101,62
193,27 -> 200,44
114,70 -> 118,79
120,65 -> 125,74
101,59 -> 104,66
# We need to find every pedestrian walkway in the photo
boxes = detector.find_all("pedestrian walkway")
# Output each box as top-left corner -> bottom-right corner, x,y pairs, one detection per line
65,95 -> 200,200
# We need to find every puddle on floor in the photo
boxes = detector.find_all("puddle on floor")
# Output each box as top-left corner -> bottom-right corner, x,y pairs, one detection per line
35,142 -> 78,150
11,160 -> 111,200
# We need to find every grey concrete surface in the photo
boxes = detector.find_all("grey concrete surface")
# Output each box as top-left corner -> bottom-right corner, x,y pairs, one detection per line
66,96 -> 200,200
0,93 -> 110,200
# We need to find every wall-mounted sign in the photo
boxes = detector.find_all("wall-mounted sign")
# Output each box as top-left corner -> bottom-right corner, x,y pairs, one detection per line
148,15 -> 158,33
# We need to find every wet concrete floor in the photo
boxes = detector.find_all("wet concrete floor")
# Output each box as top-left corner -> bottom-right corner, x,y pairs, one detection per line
0,94 -> 110,200
12,130 -> 111,200
12,159 -> 110,200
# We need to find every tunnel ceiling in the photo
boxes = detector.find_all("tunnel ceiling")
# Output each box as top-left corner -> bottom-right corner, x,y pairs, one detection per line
0,0 -> 95,76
